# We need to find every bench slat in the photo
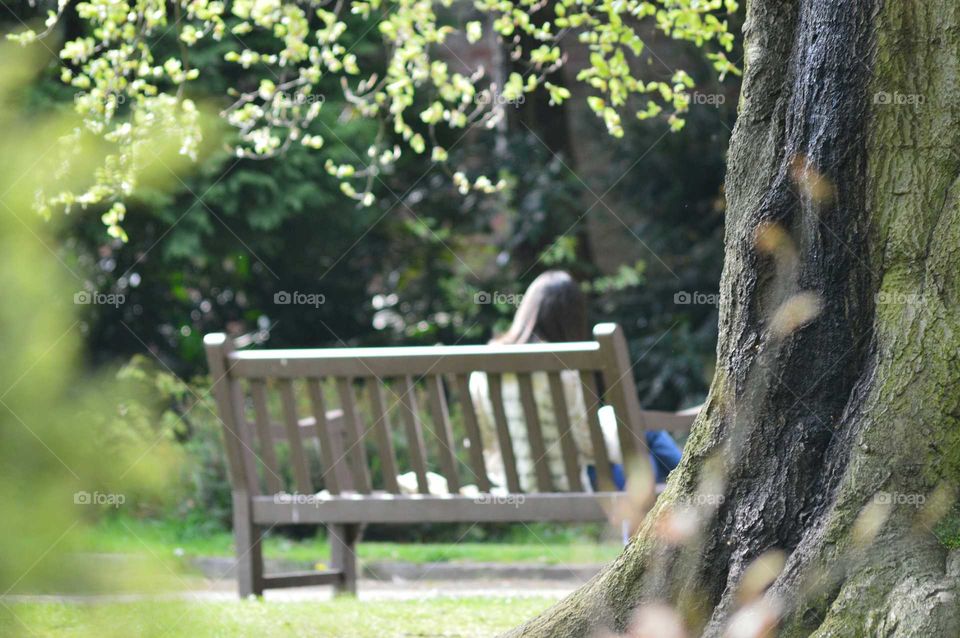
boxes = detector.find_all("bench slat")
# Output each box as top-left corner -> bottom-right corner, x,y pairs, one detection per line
368,381 -> 401,494
426,375 -> 460,494
517,373 -> 553,493
487,373 -> 522,493
279,379 -> 314,495
251,493 -> 626,524
397,376 -> 430,495
262,570 -> 342,589
639,408 -> 697,435
454,373 -> 492,491
547,371 -> 584,492
228,344 -> 603,379
580,371 -> 616,491
595,324 -> 641,463
232,381 -> 261,495
335,378 -> 372,494
306,379 -> 341,495
249,379 -> 283,494
204,336 -> 255,502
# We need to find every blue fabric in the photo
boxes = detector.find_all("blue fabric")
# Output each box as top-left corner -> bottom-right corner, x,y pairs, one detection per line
587,430 -> 682,490
586,463 -> 626,491
646,430 -> 682,483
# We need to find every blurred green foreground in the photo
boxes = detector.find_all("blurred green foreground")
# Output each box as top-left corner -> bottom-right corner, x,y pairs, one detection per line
6,598 -> 555,638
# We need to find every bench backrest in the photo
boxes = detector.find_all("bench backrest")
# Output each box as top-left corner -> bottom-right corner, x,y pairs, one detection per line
204,323 -> 659,497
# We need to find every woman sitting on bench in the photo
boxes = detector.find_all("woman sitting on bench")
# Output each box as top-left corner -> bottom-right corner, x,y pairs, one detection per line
469,270 -> 683,492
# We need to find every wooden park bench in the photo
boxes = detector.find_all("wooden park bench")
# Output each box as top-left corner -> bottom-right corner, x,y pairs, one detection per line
204,323 -> 696,598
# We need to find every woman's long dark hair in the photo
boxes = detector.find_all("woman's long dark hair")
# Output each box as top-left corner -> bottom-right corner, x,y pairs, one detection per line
491,271 -> 589,345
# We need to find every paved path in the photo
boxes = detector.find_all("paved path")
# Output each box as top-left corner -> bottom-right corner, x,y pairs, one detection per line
7,577 -> 579,604
7,555 -> 599,604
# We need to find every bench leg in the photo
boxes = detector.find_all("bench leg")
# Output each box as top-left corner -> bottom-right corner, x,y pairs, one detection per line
328,523 -> 360,596
233,492 -> 264,598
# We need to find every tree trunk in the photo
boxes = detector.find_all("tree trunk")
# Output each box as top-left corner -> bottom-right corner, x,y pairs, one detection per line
506,0 -> 960,636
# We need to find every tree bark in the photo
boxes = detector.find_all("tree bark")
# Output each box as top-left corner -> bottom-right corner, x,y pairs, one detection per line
505,0 -> 960,636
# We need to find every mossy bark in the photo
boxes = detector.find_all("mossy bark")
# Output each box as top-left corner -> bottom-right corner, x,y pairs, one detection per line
504,0 -> 960,636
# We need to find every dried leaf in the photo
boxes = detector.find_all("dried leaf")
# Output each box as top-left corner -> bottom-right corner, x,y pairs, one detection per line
754,222 -> 789,256
611,455 -> 657,536
789,155 -> 835,204
736,550 -> 787,605
768,292 -> 822,338
627,603 -> 687,638
724,598 -> 781,638
913,482 -> 956,534
852,498 -> 892,547
654,505 -> 700,545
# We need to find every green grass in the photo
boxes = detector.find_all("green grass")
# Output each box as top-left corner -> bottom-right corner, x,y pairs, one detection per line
935,507 -> 960,549
79,517 -> 622,567
3,598 -> 553,637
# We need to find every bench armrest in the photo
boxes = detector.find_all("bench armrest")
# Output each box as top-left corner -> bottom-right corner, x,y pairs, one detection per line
639,404 -> 702,434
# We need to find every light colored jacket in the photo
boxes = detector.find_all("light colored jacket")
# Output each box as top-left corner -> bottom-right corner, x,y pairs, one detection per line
469,370 -> 620,492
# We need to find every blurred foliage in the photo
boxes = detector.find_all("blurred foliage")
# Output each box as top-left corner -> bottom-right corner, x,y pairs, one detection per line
0,45 -> 178,621
8,0 -> 739,224
592,99 -> 731,409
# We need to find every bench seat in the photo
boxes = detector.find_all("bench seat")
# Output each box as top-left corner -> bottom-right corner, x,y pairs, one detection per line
252,492 -> 630,525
